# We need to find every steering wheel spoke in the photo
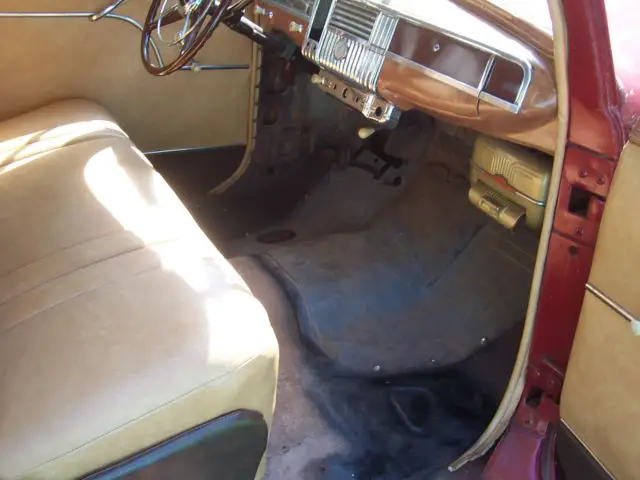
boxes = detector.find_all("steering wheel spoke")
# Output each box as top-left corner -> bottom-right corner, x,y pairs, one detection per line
148,3 -> 185,31
142,0 -> 234,75
179,1 -> 211,53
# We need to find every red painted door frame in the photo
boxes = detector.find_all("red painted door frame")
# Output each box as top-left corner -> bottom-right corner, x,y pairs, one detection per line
483,0 -> 626,478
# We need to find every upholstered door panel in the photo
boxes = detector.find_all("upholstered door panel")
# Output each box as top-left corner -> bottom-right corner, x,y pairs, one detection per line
560,133 -> 640,480
0,0 -> 255,152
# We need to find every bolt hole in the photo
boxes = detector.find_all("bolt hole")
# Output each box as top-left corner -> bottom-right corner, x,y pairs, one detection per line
342,88 -> 349,99
568,245 -> 579,256
375,106 -> 383,117
392,176 -> 403,187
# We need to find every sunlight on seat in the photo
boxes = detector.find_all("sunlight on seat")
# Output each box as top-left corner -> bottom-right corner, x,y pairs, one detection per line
204,293 -> 273,363
0,120 -> 123,167
84,145 -> 275,364
84,146 -> 219,293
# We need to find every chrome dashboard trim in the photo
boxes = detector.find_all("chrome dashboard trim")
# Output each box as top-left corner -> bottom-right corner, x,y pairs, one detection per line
386,51 -> 481,99
304,0 -> 397,93
289,0 -> 535,115
478,55 -> 496,90
313,71 -> 398,124
368,3 -> 534,114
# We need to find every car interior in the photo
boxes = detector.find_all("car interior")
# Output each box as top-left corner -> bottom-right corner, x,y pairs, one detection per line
0,0 -> 583,479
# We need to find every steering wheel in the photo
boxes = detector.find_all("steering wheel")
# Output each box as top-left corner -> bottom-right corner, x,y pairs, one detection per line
142,0 -> 248,76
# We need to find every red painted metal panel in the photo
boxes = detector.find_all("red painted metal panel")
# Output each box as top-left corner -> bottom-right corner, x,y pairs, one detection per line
485,0 -> 626,478
553,147 -> 613,246
565,0 -> 624,158
529,233 -> 595,371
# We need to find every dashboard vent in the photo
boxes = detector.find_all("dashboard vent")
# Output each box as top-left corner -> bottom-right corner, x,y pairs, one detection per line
329,0 -> 379,41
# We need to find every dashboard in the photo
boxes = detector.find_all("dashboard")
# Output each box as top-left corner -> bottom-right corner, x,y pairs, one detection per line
253,0 -> 557,153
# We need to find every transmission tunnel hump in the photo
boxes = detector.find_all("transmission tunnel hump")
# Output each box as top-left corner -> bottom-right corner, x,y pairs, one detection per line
260,163 -> 539,376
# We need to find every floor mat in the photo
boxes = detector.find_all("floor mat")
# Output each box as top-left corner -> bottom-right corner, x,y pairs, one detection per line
262,138 -> 539,376
232,258 -> 492,480
227,148 -> 418,257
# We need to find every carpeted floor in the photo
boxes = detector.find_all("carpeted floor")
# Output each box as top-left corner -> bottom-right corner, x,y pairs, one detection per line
260,135 -> 538,376
233,257 -> 492,480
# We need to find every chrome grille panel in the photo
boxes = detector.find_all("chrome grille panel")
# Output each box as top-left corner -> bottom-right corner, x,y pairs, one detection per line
329,0 -> 377,41
304,0 -> 398,93
317,30 -> 384,90
370,14 -> 397,49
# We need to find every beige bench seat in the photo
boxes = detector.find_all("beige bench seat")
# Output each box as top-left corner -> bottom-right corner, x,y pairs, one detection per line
0,101 -> 278,479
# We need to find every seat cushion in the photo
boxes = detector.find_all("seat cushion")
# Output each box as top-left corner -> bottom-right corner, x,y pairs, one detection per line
0,99 -> 126,168
0,102 -> 278,479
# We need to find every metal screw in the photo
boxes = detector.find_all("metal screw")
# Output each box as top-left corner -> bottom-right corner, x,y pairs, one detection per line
596,176 -> 606,185
574,227 -> 584,236
432,42 -> 440,52
373,365 -> 381,372
430,358 -> 437,365
579,169 -> 589,178
480,337 -> 488,345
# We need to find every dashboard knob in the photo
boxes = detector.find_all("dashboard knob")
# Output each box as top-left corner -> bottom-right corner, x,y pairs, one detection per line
358,127 -> 376,140
289,21 -> 304,33
310,74 -> 325,85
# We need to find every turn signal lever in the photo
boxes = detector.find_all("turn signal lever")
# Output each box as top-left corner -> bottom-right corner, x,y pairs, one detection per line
89,0 -> 129,22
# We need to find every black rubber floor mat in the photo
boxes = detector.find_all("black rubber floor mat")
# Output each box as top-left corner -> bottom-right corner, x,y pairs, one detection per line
262,153 -> 539,376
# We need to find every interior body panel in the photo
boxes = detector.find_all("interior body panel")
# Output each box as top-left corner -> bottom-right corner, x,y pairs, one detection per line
560,134 -> 640,480
0,0 -> 255,152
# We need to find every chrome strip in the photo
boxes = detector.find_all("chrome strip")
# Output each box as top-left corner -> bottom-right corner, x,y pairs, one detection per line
145,144 -> 245,155
586,283 -> 638,324
560,419 -> 616,480
0,11 -> 249,72
478,55 -> 496,90
192,64 -> 250,70
471,164 -> 546,207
